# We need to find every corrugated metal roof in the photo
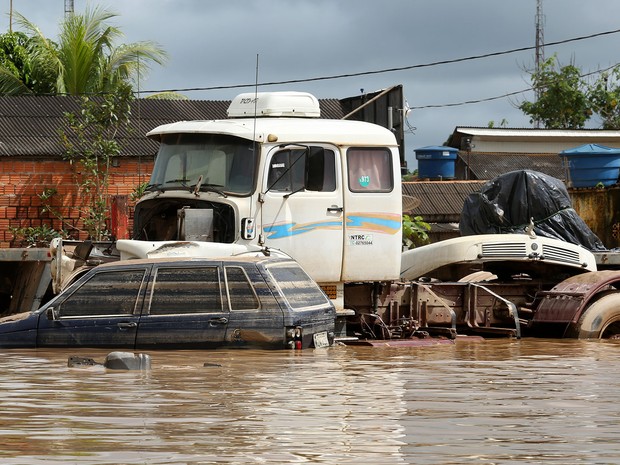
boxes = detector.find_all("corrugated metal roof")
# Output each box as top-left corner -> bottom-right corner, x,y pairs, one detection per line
447,127 -> 620,152
0,95 -> 344,157
402,181 -> 485,221
460,152 -> 565,181
454,127 -> 620,138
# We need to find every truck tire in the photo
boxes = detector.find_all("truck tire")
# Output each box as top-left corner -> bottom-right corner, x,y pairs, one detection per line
567,292 -> 620,339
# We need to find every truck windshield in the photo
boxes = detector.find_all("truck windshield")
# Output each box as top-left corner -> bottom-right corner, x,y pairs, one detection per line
148,133 -> 257,196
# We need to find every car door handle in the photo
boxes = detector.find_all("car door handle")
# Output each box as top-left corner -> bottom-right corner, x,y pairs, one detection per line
210,317 -> 229,326
327,206 -> 343,213
118,322 -> 137,330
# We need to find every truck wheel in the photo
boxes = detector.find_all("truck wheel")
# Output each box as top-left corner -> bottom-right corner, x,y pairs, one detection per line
567,293 -> 620,339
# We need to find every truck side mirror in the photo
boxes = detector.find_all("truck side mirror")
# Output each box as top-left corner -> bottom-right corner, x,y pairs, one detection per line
305,146 -> 325,192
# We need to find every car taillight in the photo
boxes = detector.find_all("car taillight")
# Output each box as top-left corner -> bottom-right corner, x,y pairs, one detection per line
286,326 -> 303,350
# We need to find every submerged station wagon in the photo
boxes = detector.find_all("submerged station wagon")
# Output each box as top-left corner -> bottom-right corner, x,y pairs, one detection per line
0,256 -> 335,350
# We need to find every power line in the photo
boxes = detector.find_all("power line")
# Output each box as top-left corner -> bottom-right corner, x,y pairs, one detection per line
140,27 -> 620,95
412,62 -> 620,110
412,88 -> 530,110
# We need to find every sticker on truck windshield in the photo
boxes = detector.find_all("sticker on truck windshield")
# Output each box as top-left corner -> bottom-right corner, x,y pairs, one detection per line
348,234 -> 373,246
358,175 -> 370,187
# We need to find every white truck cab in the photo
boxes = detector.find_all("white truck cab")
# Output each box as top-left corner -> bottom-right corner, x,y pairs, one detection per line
130,92 -> 403,300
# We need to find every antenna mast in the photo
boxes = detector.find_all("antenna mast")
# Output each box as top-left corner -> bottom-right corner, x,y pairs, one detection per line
534,0 -> 545,127
535,0 -> 545,72
65,0 -> 75,16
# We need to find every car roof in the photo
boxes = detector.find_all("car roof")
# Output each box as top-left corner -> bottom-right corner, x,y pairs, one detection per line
92,255 -> 294,270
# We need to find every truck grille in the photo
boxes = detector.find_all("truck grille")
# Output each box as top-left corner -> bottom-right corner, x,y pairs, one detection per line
542,244 -> 581,265
481,242 -> 527,257
481,241 -> 583,265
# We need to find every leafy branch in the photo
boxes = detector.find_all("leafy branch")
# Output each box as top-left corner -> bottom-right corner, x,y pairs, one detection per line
402,214 -> 431,249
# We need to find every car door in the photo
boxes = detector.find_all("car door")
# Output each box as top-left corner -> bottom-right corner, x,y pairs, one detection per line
135,263 -> 229,349
223,263 -> 284,348
36,267 -> 149,348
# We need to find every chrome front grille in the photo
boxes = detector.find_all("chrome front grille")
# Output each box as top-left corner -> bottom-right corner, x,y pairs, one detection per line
542,244 -> 581,265
481,242 -> 527,257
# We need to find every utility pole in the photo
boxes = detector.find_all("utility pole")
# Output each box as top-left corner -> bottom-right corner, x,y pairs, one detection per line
534,0 -> 545,128
65,0 -> 74,16
9,0 -> 13,32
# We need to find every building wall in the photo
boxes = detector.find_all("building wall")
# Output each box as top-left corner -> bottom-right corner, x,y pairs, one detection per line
0,157 -> 153,247
464,139 -> 615,154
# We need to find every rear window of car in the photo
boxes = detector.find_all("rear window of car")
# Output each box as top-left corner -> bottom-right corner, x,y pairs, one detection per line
265,263 -> 330,310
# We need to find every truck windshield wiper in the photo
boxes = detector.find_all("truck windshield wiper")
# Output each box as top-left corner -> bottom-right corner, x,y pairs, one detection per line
198,183 -> 228,198
144,183 -> 162,192
164,179 -> 189,187
188,175 -> 228,198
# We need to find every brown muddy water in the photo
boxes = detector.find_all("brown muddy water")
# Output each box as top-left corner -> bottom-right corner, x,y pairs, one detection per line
1,339 -> 619,465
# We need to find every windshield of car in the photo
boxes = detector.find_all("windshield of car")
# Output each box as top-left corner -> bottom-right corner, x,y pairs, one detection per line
148,133 -> 257,196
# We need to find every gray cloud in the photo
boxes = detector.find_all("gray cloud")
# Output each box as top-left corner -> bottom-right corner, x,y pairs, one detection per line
3,0 -> 620,168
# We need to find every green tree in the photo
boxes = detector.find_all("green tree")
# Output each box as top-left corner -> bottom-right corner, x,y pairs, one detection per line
0,7 -> 167,95
589,67 -> 620,129
0,31 -> 56,94
58,82 -> 133,241
519,55 -> 592,129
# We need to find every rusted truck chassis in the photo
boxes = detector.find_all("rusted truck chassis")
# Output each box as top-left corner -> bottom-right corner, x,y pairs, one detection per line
341,236 -> 620,341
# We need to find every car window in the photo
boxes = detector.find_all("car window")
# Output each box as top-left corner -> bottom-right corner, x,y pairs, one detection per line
149,266 -> 222,315
225,266 -> 259,311
265,263 -> 330,310
59,269 -> 146,317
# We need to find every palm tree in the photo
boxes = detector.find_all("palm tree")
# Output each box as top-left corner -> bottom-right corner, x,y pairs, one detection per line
0,6 -> 167,95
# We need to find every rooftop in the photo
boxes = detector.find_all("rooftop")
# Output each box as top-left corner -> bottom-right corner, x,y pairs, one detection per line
0,95 -> 343,158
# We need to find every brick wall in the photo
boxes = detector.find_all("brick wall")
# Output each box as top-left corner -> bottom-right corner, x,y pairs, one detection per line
0,157 -> 153,247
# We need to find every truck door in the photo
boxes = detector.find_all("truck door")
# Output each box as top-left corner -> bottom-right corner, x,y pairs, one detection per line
341,147 -> 402,281
260,145 -> 344,283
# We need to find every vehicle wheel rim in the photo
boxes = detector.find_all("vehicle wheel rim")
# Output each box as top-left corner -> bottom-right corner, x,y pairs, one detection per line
602,320 -> 620,339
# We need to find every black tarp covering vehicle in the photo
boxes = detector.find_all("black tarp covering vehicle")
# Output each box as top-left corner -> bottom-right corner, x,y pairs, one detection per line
460,170 -> 606,251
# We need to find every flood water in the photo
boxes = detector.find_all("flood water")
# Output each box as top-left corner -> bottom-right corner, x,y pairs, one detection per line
1,339 -> 619,464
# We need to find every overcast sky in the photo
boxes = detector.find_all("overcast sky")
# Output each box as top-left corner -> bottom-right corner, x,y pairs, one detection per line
3,0 -> 620,169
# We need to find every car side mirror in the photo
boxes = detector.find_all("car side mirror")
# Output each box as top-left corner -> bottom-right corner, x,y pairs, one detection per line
46,306 -> 59,320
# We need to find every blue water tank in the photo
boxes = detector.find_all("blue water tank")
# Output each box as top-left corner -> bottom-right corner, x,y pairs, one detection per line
415,146 -> 458,180
559,144 -> 620,188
